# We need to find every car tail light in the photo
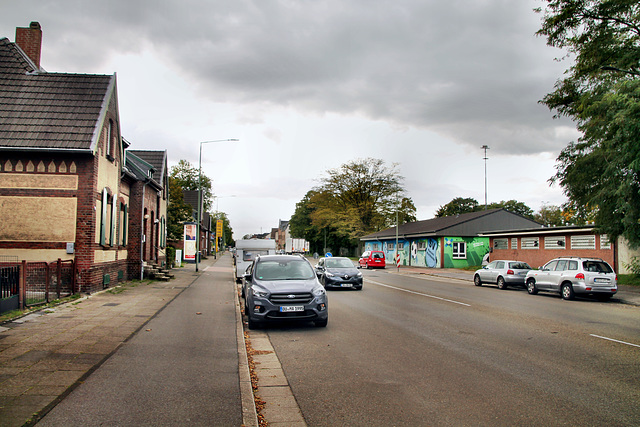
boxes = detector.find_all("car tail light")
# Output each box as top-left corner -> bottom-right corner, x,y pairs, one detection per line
575,273 -> 585,279
507,269 -> 514,275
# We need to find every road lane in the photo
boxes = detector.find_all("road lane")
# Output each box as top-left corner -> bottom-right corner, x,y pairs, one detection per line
266,269 -> 640,426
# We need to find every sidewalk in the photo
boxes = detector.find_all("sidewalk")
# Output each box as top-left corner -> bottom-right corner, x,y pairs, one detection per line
0,254 -> 249,427
393,266 -> 640,306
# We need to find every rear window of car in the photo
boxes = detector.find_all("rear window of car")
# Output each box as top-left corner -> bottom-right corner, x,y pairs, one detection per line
255,259 -> 315,281
509,262 -> 531,269
582,261 -> 613,273
372,252 -> 384,259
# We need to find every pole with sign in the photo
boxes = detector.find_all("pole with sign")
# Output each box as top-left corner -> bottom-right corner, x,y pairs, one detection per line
215,219 -> 223,254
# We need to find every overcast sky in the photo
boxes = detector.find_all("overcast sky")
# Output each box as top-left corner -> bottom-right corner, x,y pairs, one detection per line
1,0 -> 577,239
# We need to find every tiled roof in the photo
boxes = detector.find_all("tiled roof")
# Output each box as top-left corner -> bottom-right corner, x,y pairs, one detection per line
0,37 -> 114,152
128,150 -> 167,182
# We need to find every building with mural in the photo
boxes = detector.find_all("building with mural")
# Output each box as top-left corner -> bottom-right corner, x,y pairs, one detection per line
360,209 -> 541,269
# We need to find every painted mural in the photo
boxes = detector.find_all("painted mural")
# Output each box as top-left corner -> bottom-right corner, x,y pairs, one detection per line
363,238 -> 441,268
442,236 -> 490,268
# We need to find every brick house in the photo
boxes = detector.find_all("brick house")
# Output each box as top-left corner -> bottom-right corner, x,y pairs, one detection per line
0,22 -> 168,292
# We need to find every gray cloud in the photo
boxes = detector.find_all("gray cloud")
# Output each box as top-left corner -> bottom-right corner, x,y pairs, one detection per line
1,0 -> 572,156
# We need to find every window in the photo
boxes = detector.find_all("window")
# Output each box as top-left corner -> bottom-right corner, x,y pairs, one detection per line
511,238 -> 518,249
99,188 -> 117,247
600,235 -> 611,249
496,261 -> 505,269
387,242 -> 395,251
398,242 -> 405,250
452,241 -> 466,259
417,241 -> 426,250
106,120 -> 115,161
119,203 -> 128,246
493,238 -> 508,249
544,236 -> 565,249
571,235 -> 596,249
521,237 -> 539,249
555,260 -> 567,271
373,243 -> 380,250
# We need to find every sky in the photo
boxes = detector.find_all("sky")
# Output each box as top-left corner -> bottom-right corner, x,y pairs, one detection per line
0,0 -> 578,239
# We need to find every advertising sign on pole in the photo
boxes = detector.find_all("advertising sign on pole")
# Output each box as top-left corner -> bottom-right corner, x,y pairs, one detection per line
184,223 -> 197,262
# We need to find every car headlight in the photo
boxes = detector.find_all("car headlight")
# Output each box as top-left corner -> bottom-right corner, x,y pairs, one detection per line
251,286 -> 269,298
325,271 -> 335,277
312,286 -> 326,297
356,272 -> 363,277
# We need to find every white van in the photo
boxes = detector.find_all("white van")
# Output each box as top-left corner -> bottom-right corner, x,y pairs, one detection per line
234,239 -> 276,283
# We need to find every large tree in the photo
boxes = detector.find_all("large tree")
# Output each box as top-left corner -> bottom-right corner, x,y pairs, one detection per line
536,0 -> 640,247
435,197 -> 479,217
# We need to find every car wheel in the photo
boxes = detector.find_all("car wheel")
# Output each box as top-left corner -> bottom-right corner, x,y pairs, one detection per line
526,279 -> 538,295
497,276 -> 507,290
314,318 -> 328,327
366,262 -> 370,269
474,275 -> 482,286
561,283 -> 575,300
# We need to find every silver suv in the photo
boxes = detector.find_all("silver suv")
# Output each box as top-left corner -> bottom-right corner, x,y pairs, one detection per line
243,255 -> 328,329
525,257 -> 617,301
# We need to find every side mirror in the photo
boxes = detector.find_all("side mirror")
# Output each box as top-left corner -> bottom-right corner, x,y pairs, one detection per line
243,272 -> 252,282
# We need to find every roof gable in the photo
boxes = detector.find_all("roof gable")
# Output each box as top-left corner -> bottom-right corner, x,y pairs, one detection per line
0,37 -> 115,152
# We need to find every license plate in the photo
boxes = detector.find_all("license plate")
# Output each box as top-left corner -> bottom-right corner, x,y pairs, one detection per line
594,278 -> 609,283
280,306 -> 304,312
341,283 -> 352,287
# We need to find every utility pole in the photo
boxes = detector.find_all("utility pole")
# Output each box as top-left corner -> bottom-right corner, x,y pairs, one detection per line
481,145 -> 489,210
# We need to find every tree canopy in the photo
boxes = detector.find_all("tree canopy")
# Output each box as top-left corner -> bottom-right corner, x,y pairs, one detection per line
289,158 -> 416,253
435,198 -> 536,219
536,0 -> 640,247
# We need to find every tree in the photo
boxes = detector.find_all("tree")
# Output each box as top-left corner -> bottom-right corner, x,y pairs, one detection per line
536,0 -> 640,247
487,200 -> 535,219
535,203 -> 565,226
167,160 -> 214,241
435,197 -> 479,217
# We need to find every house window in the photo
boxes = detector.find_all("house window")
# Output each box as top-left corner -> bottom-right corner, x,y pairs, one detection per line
600,235 -> 611,249
544,236 -> 566,249
417,241 -> 426,250
119,203 -> 128,246
388,242 -> 395,250
493,238 -> 508,250
452,241 -> 466,259
521,237 -> 539,249
571,235 -> 596,249
106,120 -> 115,161
373,243 -> 380,250
511,238 -> 518,249
398,242 -> 405,250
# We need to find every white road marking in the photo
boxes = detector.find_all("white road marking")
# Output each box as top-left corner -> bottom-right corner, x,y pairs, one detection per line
590,334 -> 640,348
367,279 -> 471,307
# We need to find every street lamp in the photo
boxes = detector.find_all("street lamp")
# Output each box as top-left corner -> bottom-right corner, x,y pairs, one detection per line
481,145 -> 490,210
196,139 -> 238,272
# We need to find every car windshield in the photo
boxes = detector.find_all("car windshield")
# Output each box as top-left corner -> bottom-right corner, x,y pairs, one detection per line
582,261 -> 613,273
325,258 -> 354,268
509,262 -> 532,269
255,259 -> 315,281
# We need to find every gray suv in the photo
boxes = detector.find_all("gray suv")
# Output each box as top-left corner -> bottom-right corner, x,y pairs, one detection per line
243,255 -> 328,329
525,257 -> 617,301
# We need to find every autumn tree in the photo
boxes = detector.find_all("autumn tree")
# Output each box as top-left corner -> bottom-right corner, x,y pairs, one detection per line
435,197 -> 479,217
536,0 -> 640,247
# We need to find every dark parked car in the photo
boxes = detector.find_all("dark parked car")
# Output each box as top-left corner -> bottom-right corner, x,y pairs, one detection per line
315,257 -> 363,290
243,255 -> 328,329
358,250 -> 386,269
473,260 -> 532,289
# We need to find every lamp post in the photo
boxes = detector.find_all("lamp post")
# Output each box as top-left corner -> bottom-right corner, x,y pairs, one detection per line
481,145 -> 490,210
196,139 -> 238,272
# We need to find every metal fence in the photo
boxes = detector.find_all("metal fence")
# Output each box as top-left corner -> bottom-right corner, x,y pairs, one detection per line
0,258 -> 76,313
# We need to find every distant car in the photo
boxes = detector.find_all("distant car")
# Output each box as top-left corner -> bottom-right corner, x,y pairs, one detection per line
525,257 -> 617,301
242,254 -> 328,329
358,251 -> 386,269
315,257 -> 363,290
474,260 -> 532,289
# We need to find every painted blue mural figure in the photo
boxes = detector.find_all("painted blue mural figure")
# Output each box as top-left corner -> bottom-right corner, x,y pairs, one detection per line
425,238 -> 438,268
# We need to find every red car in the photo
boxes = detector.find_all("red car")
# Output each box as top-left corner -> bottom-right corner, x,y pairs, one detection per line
359,251 -> 386,269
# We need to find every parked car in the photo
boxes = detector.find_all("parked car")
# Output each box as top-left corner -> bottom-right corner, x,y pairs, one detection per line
358,250 -> 386,269
525,257 -> 617,301
473,260 -> 532,289
242,254 -> 328,329
315,257 -> 363,290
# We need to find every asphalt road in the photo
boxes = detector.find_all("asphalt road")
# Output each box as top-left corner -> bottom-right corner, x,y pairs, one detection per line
267,268 -> 640,426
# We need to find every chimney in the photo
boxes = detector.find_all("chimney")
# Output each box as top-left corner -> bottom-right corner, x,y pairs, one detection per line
15,22 -> 43,69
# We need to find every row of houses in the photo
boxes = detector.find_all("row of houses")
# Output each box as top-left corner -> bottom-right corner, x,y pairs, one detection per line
360,208 -> 639,274
0,22 -> 169,292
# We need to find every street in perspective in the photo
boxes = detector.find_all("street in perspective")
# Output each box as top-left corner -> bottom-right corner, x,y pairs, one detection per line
1,253 -> 639,426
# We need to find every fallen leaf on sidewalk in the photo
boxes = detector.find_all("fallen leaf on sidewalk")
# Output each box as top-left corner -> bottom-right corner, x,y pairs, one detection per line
146,329 -> 152,332
196,312 -> 202,315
